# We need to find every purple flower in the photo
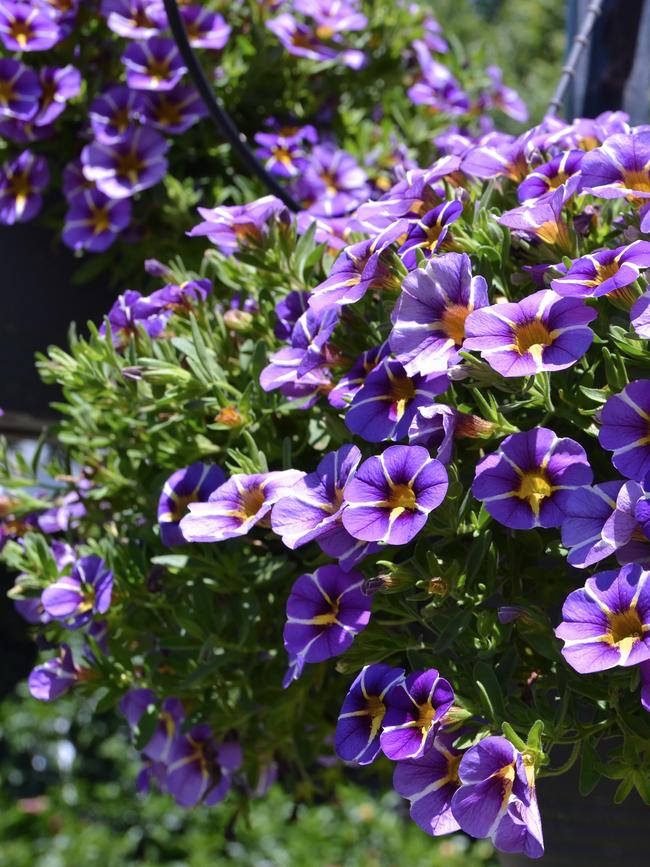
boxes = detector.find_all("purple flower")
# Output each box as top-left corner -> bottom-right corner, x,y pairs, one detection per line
99,289 -> 169,346
89,85 -> 146,143
101,0 -> 166,39
397,200 -> 462,269
308,238 -> 400,312
266,12 -> 365,69
342,445 -> 448,545
283,564 -> 371,672
37,489 -> 86,534
0,149 -> 48,225
255,128 -> 311,179
259,347 -> 332,408
556,564 -> 650,672
408,41 -> 470,115
167,724 -> 241,807
32,64 -> 80,126
179,469 -> 304,542
580,132 -> 650,202
34,0 -> 80,24
82,127 -> 169,199
149,279 -> 212,311
335,664 -> 404,765
599,380 -> 650,481
157,462 -> 225,547
0,2 -> 61,51
472,427 -> 593,530
380,669 -> 454,760
451,736 -> 544,859
461,133 -> 530,182
345,358 -> 449,443
481,65 -> 528,123
297,143 -> 370,217
63,157 -> 95,200
180,4 -> 230,50
390,252 -> 489,376
294,0 -> 367,35
0,58 -> 41,120
498,185 -> 575,251
62,188 -> 132,252
328,343 -> 389,409
141,84 -> 207,135
274,290 -> 310,340
517,150 -> 584,203
393,728 -> 465,835
121,690 -> 184,767
189,195 -> 288,256
28,645 -> 79,701
463,290 -> 596,377
631,291 -> 650,338
122,37 -> 187,91
271,444 -> 360,549
406,404 -> 493,465
41,555 -> 112,629
551,241 -> 650,299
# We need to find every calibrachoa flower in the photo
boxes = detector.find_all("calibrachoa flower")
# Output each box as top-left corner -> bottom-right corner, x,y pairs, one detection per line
89,85 -> 146,143
344,358 -> 449,443
141,84 -> 206,135
0,149 -> 49,224
380,669 -> 455,760
179,470 -> 304,542
149,278 -> 212,311
408,405 -> 493,463
0,1 -> 61,51
81,127 -> 169,199
259,347 -> 332,408
41,555 -> 113,629
274,290 -> 310,340
28,644 -> 79,701
33,64 -> 81,126
99,289 -> 169,345
390,252 -> 489,375
408,41 -> 470,115
397,200 -> 462,269
392,727 -> 465,835
342,444 -> 448,545
266,12 -> 365,69
550,241 -> 650,299
580,132 -> 650,206
180,4 -> 230,50
599,380 -> 650,481
283,564 -> 371,674
298,143 -> 370,217
189,195 -> 288,256
328,343 -> 389,409
498,186 -> 572,251
101,0 -> 166,38
472,427 -> 593,530
480,65 -> 528,123
255,126 -> 314,179
62,188 -> 132,252
463,290 -> 597,377
157,462 -> 226,547
631,291 -> 650,338
166,725 -> 242,807
122,37 -> 187,91
295,0 -> 367,35
517,149 -> 584,203
556,564 -> 650,672
335,664 -> 404,765
309,238 -> 400,312
0,58 -> 41,120
451,737 -> 544,859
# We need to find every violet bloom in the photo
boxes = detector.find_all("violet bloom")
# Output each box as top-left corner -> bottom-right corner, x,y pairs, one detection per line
37,489 -> 86,533
295,0 -> 367,35
274,290 -> 310,340
101,0 -> 166,39
342,445 -> 448,545
63,188 -> 132,252
283,564 -> 371,672
259,347 -> 332,408
0,150 -> 48,225
167,725 -> 242,807
335,664 -> 404,765
631,291 -> 650,338
34,0 -> 80,24
179,469 -> 304,542
473,427 -> 592,530
0,2 -> 61,51
328,343 -> 389,409
380,669 -> 454,760
580,131 -> 650,205
63,157 -> 95,200
271,444 -> 360,549
345,358 -> 449,443
89,85 -> 146,143
122,37 -> 187,91
82,127 -> 169,199
255,129 -> 310,179
180,4 -> 230,50
390,252 -> 489,376
464,290 -> 596,377
149,278 -> 212,311
266,12 -> 365,69
498,186 -> 573,251
481,65 -> 528,123
393,728 -> 465,835
120,689 -> 184,766
451,736 -> 544,859
408,41 -> 470,115
99,289 -> 170,346
556,564 -> 650,672
599,380 -> 650,481
141,84 -> 206,135
308,238 -> 400,312
189,195 -> 288,256
0,58 -> 41,120
407,404 -> 492,465
157,462 -> 225,547
398,200 -> 462,269
551,241 -> 650,299
41,555 -> 112,629
298,143 -> 370,217
33,65 -> 80,126
28,645 -> 79,701
517,150 -> 584,203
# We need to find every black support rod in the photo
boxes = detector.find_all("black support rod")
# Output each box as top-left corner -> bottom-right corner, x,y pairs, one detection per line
162,0 -> 300,212
547,0 -> 605,117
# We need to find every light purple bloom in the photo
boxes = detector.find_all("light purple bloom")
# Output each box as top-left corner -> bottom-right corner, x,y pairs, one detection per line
100,0 -> 166,39
141,84 -> 207,135
149,279 -> 212,311
551,241 -> 650,299
0,149 -> 49,224
631,291 -> 650,338
407,404 -> 481,464
266,12 -> 365,69
28,644 -> 79,701
189,195 -> 288,256
259,347 -> 332,408
294,0 -> 367,34
380,669 -> 454,760
397,200 -> 462,269
408,41 -> 470,115
0,58 -> 41,120
0,2 -> 61,51
32,64 -> 80,126
297,143 -> 370,217
62,188 -> 132,252
328,343 -> 389,409
82,127 -> 169,199
599,380 -> 650,481
89,85 -> 146,143
463,290 -> 596,377
308,238 -> 400,312
580,132 -> 650,202
342,445 -> 448,545
122,37 -> 187,91
41,555 -> 113,629
158,463 -> 226,547
498,186 -> 573,250
180,4 -> 230,50
390,252 -> 489,375
480,65 -> 528,123
472,427 -> 593,530
517,150 -> 584,203
166,724 -> 241,807
99,289 -> 170,346
255,127 -> 313,179
335,664 -> 404,765
37,489 -> 86,533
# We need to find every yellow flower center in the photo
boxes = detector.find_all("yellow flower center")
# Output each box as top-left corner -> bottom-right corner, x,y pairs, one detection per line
594,260 -> 620,283
607,608 -> 644,655
91,205 -> 111,235
117,150 -> 145,184
389,376 -> 416,420
366,695 -> 386,740
241,486 -> 266,517
387,483 -> 417,511
316,24 -> 336,39
416,703 -> 437,733
623,170 -> 650,193
10,20 -> 32,48
146,59 -> 171,86
9,172 -> 31,213
0,79 -> 14,105
516,470 -> 552,515
536,219 -> 570,249
514,320 -> 553,360
320,170 -> 339,196
547,170 -> 568,190
440,303 -> 470,345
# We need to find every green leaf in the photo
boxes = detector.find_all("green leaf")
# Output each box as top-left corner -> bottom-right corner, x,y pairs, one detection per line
579,740 -> 602,796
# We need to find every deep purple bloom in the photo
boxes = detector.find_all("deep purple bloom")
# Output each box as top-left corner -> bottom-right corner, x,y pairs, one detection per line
464,290 -> 596,377
390,252 -> 489,375
0,150 -> 48,224
99,289 -> 169,346
461,131 -> 531,182
288,305 -> 340,376
342,445 -> 448,545
0,2 -> 61,51
551,241 -> 650,299
473,427 -> 593,530
121,690 -> 184,767
0,58 -> 41,120
308,238 -> 400,312
274,290 -> 310,340
180,4 -> 230,49
283,564 -> 371,672
393,727 -> 465,835
297,143 -> 370,217
149,279 -> 212,311
157,463 -> 225,547
89,85 -> 146,143
380,669 -> 454,760
32,65 -> 80,126
328,343 -> 389,409
580,132 -> 650,202
82,127 -> 169,199
255,128 -> 312,179
599,380 -> 650,481
335,664 -> 404,765
408,41 -> 470,115
41,555 -> 113,629
100,0 -> 166,38
345,358 -> 449,443
28,645 -> 79,701
63,157 -> 95,200
190,195 -> 288,256
556,564 -> 650,672
62,188 -> 132,252
517,150 -> 584,203
122,37 -> 187,91
179,470 -> 304,542
166,725 -> 241,807
631,291 -> 650,338
397,200 -> 462,269
141,84 -> 206,135
407,404 -> 481,464
451,736 -> 544,859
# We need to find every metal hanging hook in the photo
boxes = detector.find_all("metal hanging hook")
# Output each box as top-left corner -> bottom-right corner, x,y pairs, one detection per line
547,0 -> 605,117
